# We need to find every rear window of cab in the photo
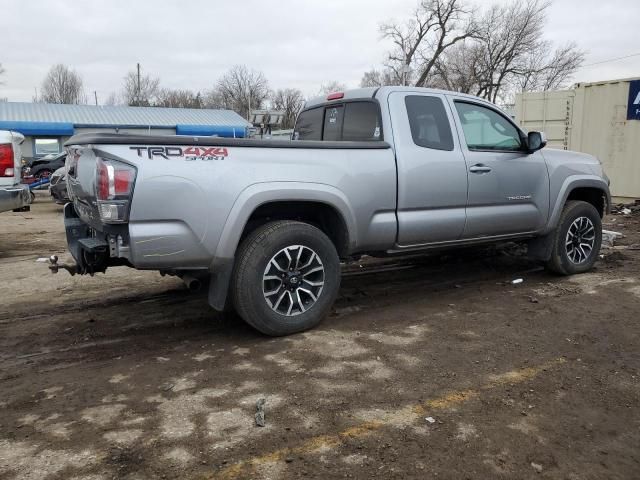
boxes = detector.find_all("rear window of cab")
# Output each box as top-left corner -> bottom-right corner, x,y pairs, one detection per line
293,101 -> 382,142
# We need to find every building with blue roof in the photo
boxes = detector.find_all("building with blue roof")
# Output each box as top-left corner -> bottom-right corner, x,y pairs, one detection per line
0,102 -> 251,160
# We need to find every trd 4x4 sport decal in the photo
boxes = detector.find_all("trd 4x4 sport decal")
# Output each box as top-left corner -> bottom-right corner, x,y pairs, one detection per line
130,146 -> 229,161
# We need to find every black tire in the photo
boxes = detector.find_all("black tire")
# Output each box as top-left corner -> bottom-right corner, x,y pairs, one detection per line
545,200 -> 602,275
231,221 -> 341,336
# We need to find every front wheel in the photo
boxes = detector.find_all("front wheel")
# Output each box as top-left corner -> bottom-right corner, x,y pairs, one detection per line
545,200 -> 602,275
231,221 -> 341,336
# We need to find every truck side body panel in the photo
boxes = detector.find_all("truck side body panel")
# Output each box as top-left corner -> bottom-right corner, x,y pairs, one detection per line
68,141 -> 397,270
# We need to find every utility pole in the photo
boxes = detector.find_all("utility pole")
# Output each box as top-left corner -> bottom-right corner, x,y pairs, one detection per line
401,63 -> 410,87
136,63 -> 141,106
94,91 -> 98,106
247,86 -> 251,121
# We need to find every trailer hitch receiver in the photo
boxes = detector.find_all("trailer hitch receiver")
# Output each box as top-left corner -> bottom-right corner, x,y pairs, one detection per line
48,255 -> 78,276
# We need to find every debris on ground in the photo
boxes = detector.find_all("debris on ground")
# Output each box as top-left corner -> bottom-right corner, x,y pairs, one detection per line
602,230 -> 624,248
425,417 -> 436,424
600,251 -> 627,265
512,278 -> 524,285
531,462 -> 543,473
611,202 -> 640,215
255,398 -> 266,427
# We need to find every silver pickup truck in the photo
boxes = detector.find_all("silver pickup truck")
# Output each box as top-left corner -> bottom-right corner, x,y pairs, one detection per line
60,86 -> 610,335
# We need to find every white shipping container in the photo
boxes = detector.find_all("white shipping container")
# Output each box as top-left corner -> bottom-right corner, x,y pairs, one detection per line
516,77 -> 640,201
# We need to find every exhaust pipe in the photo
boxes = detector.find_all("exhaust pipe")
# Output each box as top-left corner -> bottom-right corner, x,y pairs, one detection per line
181,274 -> 202,292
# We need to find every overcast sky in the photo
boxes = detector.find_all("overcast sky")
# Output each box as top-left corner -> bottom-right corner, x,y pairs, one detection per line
1,0 -> 639,103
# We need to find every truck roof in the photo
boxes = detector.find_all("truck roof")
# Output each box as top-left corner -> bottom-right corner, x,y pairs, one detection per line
304,86 -> 507,113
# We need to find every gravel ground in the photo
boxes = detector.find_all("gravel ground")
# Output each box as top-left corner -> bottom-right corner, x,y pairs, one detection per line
1,193 -> 639,480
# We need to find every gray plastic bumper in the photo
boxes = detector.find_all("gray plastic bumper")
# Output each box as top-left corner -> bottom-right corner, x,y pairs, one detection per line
0,184 -> 31,213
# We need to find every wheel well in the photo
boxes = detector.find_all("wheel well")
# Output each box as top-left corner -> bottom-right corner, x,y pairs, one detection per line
240,201 -> 350,257
566,187 -> 606,217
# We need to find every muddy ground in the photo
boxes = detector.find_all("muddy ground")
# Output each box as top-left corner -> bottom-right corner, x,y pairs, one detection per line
1,193 -> 639,480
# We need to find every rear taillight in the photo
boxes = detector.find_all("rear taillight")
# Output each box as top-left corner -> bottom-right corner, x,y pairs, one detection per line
0,144 -> 14,177
95,157 -> 136,223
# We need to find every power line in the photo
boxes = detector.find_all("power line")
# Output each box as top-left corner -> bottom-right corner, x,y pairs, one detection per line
582,52 -> 640,68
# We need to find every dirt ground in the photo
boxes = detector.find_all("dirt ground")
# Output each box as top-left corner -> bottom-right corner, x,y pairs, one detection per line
1,192 -> 639,480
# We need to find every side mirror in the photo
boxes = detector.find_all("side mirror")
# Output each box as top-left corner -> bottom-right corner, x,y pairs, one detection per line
527,131 -> 547,153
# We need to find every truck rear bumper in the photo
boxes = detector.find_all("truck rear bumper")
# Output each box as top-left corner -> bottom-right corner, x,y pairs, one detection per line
64,203 -> 232,311
64,203 -> 110,274
65,203 -> 211,272
0,184 -> 31,213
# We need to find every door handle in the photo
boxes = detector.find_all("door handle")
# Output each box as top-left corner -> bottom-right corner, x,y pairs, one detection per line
469,164 -> 492,174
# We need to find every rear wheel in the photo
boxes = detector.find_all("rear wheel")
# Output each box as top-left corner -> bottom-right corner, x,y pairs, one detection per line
231,221 -> 341,336
545,200 -> 602,275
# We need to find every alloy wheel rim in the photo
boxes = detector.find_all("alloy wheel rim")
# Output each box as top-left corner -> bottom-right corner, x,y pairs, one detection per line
565,216 -> 596,264
262,245 -> 325,316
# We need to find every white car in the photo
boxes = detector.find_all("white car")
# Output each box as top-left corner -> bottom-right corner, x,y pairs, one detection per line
0,130 -> 31,213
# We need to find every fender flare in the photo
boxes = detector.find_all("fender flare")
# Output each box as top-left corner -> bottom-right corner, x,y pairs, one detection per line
544,175 -> 611,234
207,182 -> 357,311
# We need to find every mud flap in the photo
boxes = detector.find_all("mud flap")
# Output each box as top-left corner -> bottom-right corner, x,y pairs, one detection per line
208,257 -> 234,311
527,233 -> 554,262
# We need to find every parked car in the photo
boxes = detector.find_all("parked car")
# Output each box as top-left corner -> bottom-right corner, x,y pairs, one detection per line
0,130 -> 31,213
49,167 -> 69,204
25,151 -> 67,180
58,86 -> 610,336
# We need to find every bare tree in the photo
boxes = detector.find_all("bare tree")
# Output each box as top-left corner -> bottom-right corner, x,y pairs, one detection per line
40,64 -> 86,104
318,81 -> 347,95
122,66 -> 160,106
271,88 -> 305,129
474,0 -> 550,103
424,0 -> 584,103
208,65 -> 270,119
538,43 -> 584,91
155,89 -> 203,108
380,0 -> 476,87
428,41 -> 485,93
0,63 -> 6,101
202,88 -> 226,110
104,92 -> 120,106
360,68 -> 398,87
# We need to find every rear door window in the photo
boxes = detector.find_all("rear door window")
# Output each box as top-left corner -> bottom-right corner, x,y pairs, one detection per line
322,106 -> 344,141
405,95 -> 454,151
342,102 -> 382,141
294,101 -> 383,142
294,107 -> 323,140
